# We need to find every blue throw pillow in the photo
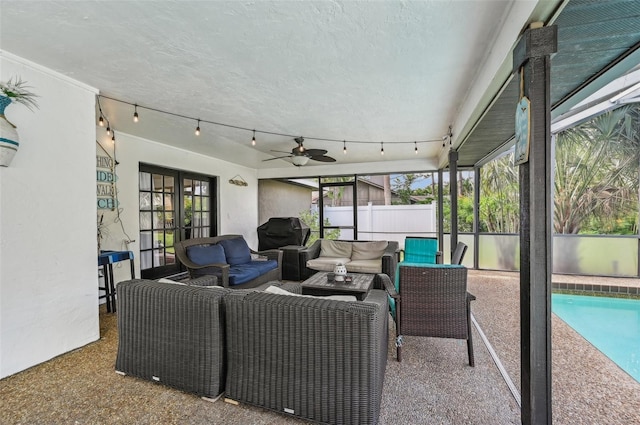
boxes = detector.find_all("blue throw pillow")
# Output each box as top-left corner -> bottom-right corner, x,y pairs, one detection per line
219,238 -> 251,265
186,244 -> 226,266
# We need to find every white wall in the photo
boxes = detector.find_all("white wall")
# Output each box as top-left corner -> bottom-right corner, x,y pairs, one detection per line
0,54 -> 99,378
97,130 -> 259,282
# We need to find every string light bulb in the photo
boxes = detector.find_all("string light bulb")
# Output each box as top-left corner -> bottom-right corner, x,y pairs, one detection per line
96,94 -> 447,160
111,132 -> 116,144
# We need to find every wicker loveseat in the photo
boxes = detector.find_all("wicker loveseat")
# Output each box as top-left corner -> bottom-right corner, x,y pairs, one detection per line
224,278 -> 389,425
175,235 -> 282,289
299,239 -> 399,282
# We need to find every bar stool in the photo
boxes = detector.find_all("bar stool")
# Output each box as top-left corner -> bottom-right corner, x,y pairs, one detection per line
98,250 -> 135,313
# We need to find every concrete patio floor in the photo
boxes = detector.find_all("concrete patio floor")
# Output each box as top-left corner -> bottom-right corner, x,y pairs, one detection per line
469,270 -> 640,425
0,270 -> 638,424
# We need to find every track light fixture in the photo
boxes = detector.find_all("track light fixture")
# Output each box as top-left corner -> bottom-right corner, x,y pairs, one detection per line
133,104 -> 139,123
195,119 -> 201,136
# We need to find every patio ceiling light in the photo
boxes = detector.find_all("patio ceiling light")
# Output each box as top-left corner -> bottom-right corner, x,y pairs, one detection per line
292,155 -> 309,166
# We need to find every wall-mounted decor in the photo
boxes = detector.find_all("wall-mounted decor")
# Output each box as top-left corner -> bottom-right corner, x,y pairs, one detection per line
96,141 -> 118,210
0,77 -> 38,167
229,175 -> 248,187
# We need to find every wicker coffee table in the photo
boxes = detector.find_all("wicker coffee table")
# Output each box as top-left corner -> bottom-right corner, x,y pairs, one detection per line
301,272 -> 375,300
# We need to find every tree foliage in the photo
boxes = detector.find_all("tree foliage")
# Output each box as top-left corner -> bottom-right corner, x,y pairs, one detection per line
298,209 -> 340,245
388,102 -> 640,237
479,152 -> 519,233
554,105 -> 639,234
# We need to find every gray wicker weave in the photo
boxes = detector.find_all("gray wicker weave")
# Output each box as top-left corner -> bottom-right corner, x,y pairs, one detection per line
383,264 -> 476,366
224,287 -> 389,424
115,278 -> 228,398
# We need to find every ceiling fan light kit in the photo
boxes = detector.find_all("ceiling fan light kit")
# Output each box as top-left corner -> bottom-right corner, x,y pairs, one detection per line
263,136 -> 337,166
292,155 -> 310,166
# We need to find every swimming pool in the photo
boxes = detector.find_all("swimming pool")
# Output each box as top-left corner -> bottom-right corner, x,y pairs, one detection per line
552,293 -> 640,382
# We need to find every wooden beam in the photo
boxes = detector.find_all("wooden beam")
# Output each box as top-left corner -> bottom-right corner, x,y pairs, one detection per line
515,24 -> 557,425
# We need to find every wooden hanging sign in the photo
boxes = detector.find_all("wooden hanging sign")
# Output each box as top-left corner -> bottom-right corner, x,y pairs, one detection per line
514,96 -> 531,165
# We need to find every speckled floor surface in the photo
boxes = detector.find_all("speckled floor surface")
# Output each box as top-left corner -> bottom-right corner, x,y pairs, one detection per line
469,270 -> 640,425
1,271 -> 639,424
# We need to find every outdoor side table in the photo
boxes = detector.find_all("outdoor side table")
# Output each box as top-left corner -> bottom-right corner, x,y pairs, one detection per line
98,250 -> 135,313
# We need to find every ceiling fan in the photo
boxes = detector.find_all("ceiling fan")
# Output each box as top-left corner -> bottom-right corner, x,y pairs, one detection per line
263,137 -> 337,166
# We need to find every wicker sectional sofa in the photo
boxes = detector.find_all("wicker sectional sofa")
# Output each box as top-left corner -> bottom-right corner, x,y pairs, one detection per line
115,275 -> 390,424
299,239 -> 399,282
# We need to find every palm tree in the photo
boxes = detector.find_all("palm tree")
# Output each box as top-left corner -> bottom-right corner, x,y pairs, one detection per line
554,106 -> 638,234
479,152 -> 520,269
553,105 -> 639,272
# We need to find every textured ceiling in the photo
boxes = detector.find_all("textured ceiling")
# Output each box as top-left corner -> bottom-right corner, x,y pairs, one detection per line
1,0 -> 543,178
5,1 -> 636,174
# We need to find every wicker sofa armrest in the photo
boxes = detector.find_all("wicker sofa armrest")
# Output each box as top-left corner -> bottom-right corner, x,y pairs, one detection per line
298,239 -> 321,279
362,287 -> 390,307
188,262 -> 230,286
381,241 -> 399,282
374,273 -> 398,299
252,248 -> 283,265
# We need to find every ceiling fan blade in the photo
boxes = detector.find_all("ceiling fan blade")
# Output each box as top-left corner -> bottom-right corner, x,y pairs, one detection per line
303,148 -> 328,156
262,155 -> 293,162
310,155 -> 336,163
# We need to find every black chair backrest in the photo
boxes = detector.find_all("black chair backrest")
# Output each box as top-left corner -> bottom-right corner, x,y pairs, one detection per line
451,242 -> 468,265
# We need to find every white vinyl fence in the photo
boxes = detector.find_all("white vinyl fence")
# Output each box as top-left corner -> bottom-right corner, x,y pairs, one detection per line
324,202 -> 436,248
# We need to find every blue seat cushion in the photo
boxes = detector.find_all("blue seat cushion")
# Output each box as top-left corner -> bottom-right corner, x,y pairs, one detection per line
220,238 -> 252,265
186,244 -> 226,266
228,260 -> 278,285
404,237 -> 438,263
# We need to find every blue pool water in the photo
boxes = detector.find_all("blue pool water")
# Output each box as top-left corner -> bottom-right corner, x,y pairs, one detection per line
552,293 -> 640,382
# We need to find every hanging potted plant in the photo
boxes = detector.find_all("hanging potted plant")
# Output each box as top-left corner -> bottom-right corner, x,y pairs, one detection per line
0,77 -> 39,167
